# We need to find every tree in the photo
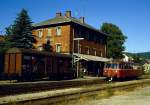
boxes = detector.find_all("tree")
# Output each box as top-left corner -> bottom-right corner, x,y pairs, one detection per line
5,9 -> 36,49
0,35 -> 5,53
0,34 -> 11,53
132,54 -> 142,63
101,23 -> 127,59
43,40 -> 53,52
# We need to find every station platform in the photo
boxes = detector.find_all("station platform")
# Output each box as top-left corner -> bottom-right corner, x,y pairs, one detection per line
0,76 -> 106,97
0,78 -> 150,105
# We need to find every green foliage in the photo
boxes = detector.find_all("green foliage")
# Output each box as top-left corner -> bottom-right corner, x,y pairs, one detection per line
7,101 -> 17,105
101,23 -> 127,59
125,52 -> 147,63
132,54 -> 142,63
5,8 -> 36,49
106,85 -> 114,96
43,40 -> 52,52
0,45 -> 9,53
0,35 -> 8,53
125,51 -> 150,63
137,52 -> 150,59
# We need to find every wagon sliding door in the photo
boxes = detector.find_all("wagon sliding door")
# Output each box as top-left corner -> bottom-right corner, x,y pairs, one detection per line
4,53 -> 22,78
22,55 -> 32,79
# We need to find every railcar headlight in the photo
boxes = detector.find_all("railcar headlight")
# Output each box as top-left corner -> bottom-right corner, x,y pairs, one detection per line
115,70 -> 118,73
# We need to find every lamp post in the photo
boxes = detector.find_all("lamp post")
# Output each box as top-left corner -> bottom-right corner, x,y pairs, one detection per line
73,37 -> 84,78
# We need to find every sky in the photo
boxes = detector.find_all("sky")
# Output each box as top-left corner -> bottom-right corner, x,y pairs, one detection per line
0,0 -> 150,53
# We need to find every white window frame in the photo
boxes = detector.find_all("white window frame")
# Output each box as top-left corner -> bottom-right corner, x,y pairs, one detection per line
37,44 -> 43,51
38,29 -> 43,38
85,46 -> 89,55
100,50 -> 103,57
56,43 -> 62,53
93,48 -> 97,56
56,26 -> 61,36
47,28 -> 51,36
79,45 -> 82,54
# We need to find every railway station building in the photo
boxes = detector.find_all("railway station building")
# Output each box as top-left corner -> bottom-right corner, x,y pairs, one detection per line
32,11 -> 110,77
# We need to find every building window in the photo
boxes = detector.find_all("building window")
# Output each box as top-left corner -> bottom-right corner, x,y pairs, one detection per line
47,28 -> 51,36
86,31 -> 90,40
93,35 -> 96,42
37,44 -> 43,51
85,47 -> 89,55
79,45 -> 82,53
100,51 -> 103,56
38,30 -> 43,38
56,26 -> 61,36
96,35 -> 100,43
75,29 -> 81,37
56,44 -> 62,52
93,49 -> 97,56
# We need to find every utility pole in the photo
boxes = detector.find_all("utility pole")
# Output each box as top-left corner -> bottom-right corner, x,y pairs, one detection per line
73,38 -> 84,78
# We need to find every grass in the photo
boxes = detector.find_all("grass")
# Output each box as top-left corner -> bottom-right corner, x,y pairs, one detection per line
106,85 -> 114,97
7,101 -> 17,105
0,80 -> 17,83
142,92 -> 150,96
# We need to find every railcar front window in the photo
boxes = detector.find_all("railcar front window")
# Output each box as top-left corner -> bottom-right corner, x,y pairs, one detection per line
111,64 -> 118,69
119,64 -> 124,69
105,64 -> 111,68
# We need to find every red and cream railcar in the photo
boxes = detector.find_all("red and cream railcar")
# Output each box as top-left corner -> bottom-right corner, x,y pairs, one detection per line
103,62 -> 143,80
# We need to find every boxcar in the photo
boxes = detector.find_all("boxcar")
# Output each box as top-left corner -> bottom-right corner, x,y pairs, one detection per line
4,48 -> 75,81
0,53 -> 4,79
103,62 -> 143,80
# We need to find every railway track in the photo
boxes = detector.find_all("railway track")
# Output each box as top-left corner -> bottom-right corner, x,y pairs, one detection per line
0,78 -> 150,105
0,77 -> 106,97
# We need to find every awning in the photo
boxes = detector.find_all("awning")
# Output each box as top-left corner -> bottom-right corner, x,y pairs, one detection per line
73,53 -> 110,62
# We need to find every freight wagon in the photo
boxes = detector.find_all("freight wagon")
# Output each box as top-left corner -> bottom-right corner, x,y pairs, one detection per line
0,53 -> 4,79
3,48 -> 75,81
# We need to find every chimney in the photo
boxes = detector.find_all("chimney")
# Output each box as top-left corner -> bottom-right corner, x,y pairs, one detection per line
65,11 -> 71,17
80,17 -> 85,23
56,12 -> 62,17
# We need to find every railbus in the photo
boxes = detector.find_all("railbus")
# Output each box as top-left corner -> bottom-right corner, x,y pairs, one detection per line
103,61 -> 143,81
